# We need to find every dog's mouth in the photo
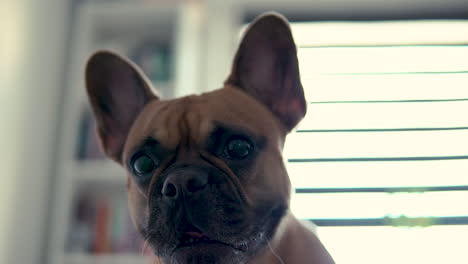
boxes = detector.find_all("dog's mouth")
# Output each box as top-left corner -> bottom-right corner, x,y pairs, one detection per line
177,231 -> 229,248
167,230 -> 248,264
172,225 -> 247,253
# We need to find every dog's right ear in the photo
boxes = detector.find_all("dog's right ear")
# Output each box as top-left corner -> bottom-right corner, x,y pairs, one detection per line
226,13 -> 306,132
85,51 -> 158,163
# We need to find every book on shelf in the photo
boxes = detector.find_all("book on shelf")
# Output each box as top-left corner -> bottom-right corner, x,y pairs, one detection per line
94,39 -> 173,87
76,109 -> 106,160
67,192 -> 150,255
130,41 -> 172,84
93,199 -> 111,253
130,41 -> 173,97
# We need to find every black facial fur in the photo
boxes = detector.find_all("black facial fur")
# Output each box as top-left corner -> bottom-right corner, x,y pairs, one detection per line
130,124 -> 286,264
206,122 -> 266,176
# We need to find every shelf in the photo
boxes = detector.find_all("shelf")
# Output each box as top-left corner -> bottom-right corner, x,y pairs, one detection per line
65,253 -> 150,264
84,1 -> 178,42
73,160 -> 127,186
49,1 -> 232,264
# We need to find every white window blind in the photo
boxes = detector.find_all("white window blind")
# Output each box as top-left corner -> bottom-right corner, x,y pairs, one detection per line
284,20 -> 468,264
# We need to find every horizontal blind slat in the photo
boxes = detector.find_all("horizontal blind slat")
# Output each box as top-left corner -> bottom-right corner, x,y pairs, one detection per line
287,160 -> 468,188
298,46 -> 468,74
290,192 -> 468,219
302,74 -> 468,102
285,130 -> 468,158
311,216 -> 468,227
298,101 -> 468,130
291,21 -> 468,47
297,127 -> 468,133
288,156 -> 468,162
295,186 -> 468,193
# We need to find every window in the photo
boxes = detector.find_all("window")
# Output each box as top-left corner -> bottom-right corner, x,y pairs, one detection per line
284,20 -> 468,263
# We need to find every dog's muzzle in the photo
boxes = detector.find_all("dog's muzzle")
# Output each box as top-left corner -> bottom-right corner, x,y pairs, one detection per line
161,165 -> 209,200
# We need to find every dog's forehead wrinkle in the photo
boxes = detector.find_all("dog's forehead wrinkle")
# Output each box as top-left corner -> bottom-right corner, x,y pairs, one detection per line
144,97 -> 212,165
142,99 -> 183,149
176,96 -> 214,149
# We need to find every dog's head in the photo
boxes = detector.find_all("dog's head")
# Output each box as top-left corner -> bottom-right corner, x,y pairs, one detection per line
86,13 -> 306,264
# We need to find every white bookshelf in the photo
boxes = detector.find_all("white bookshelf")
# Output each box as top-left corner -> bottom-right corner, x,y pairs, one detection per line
46,2 -> 231,264
75,161 -> 126,185
45,0 -> 249,262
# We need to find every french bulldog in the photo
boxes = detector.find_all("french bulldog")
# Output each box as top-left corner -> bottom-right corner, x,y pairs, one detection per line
85,13 -> 334,264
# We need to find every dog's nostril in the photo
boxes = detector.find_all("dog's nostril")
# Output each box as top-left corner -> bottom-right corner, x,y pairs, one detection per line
161,171 -> 209,198
186,177 -> 207,193
162,182 -> 177,197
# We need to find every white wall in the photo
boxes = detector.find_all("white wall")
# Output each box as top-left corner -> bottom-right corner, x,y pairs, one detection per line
0,0 -> 70,263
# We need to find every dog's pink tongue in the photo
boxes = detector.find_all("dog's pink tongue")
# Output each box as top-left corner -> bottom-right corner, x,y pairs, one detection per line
186,231 -> 207,239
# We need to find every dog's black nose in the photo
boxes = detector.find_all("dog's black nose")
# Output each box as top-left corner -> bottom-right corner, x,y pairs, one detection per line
161,170 -> 209,199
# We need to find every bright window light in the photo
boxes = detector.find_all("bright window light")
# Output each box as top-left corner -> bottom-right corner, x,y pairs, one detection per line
318,226 -> 468,264
292,20 -> 468,46
284,20 -> 468,264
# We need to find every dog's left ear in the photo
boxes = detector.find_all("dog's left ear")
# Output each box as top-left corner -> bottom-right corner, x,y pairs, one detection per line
85,51 -> 158,162
226,13 -> 306,132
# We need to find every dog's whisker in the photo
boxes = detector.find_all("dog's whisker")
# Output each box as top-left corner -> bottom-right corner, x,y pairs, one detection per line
141,238 -> 149,256
140,231 -> 154,256
141,234 -> 164,264
150,254 -> 163,264
266,237 -> 285,264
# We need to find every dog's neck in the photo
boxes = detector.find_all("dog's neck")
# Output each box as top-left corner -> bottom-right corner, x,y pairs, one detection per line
148,212 -> 334,264
251,212 -> 335,264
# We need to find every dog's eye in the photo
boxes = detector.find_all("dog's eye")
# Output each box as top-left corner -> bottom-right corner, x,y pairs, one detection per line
132,153 -> 158,177
225,138 -> 252,159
